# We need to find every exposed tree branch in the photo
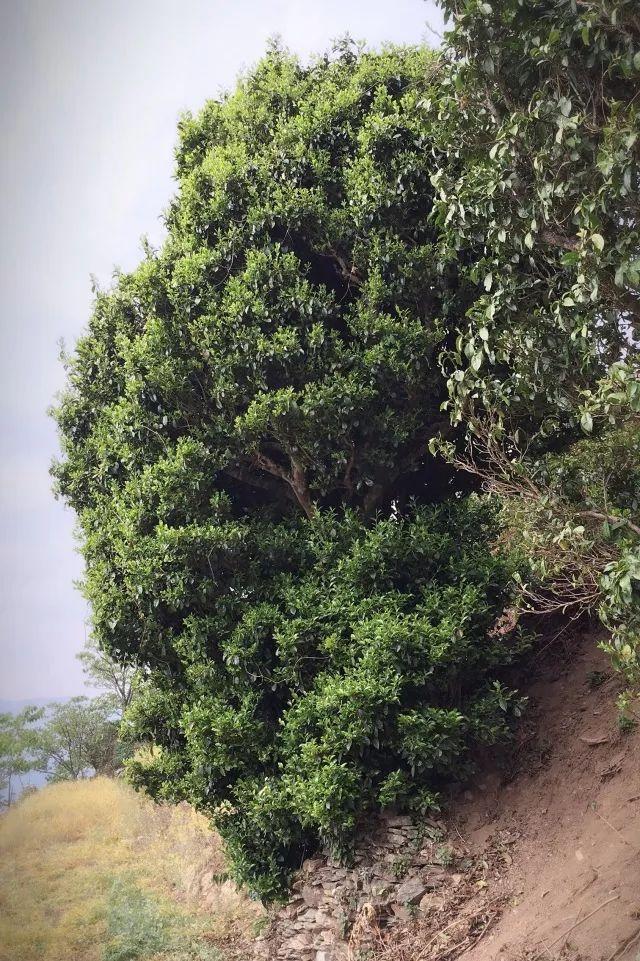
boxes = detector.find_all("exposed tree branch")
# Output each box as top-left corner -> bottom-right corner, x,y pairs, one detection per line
253,450 -> 316,519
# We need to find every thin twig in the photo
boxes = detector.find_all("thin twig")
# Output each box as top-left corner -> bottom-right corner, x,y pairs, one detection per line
458,908 -> 502,955
544,894 -> 620,952
421,897 -> 504,953
591,805 -> 640,854
605,924 -> 640,961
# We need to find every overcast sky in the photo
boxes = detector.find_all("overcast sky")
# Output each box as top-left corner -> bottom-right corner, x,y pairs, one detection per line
0,0 -> 443,701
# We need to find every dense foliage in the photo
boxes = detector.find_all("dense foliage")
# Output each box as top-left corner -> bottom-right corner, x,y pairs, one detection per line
53,44 -> 526,898
431,0 -> 639,432
123,500 -> 522,897
430,0 -> 640,702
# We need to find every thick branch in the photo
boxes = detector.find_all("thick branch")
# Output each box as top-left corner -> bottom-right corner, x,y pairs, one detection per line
323,246 -> 364,287
253,451 -> 316,519
580,509 -> 640,538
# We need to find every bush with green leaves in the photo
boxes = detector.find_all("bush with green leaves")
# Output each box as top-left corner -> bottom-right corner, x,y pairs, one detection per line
130,499 -> 526,897
53,42 -> 525,899
120,500 -> 524,899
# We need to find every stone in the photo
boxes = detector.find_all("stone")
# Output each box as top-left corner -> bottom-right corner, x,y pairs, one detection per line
283,933 -> 313,950
301,885 -> 324,908
280,898 -> 305,918
395,877 -> 429,905
254,810 -> 461,959
381,814 -> 413,828
424,868 -> 448,889
297,907 -> 320,925
324,867 -> 349,882
315,911 -> 340,932
418,892 -> 434,913
370,880 -> 392,898
370,861 -> 397,881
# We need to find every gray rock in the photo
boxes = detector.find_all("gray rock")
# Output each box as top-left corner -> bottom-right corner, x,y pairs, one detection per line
389,902 -> 412,921
395,877 -> 429,904
301,885 -> 324,908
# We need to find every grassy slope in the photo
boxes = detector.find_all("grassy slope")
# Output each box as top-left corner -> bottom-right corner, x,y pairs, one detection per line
0,778 -> 262,961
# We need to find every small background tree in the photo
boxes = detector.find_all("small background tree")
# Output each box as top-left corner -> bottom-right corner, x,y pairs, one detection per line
35,697 -> 121,782
0,707 -> 43,807
78,638 -> 137,715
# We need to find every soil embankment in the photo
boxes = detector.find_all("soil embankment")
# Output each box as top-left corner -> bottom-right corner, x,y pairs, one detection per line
457,636 -> 640,960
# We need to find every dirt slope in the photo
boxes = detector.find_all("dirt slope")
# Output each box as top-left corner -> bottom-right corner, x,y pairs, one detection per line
456,635 -> 640,961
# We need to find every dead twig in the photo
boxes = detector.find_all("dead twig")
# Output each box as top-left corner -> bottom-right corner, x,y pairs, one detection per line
420,896 -> 505,954
591,804 -> 640,854
538,893 -> 620,957
605,924 -> 640,961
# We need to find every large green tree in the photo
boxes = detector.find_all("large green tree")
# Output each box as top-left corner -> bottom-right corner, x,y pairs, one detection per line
54,43 -> 524,898
430,0 -> 640,700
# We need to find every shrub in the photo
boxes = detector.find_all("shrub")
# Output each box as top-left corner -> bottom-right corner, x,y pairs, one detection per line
429,0 -> 640,707
124,500 -> 525,899
53,41 -> 525,899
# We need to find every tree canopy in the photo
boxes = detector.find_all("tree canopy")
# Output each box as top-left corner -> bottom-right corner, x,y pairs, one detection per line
431,0 -> 639,436
55,42 -> 472,526
429,0 -> 640,699
53,42 -> 525,898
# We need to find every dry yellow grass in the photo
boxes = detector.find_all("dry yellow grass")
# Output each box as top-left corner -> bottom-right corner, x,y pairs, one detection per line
0,778 -> 262,961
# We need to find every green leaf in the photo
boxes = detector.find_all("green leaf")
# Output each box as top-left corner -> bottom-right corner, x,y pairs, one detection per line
591,233 -> 605,252
580,411 -> 593,433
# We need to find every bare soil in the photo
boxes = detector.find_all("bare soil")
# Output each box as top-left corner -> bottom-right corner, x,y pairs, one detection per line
454,633 -> 640,961
366,633 -> 640,961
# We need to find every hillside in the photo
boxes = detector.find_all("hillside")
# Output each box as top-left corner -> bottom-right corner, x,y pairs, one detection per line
458,638 -> 640,961
1,638 -> 638,961
250,635 -> 639,960
0,778 -> 262,961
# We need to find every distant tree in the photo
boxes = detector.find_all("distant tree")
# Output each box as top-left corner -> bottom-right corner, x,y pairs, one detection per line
78,638 -> 137,715
0,707 -> 43,806
35,697 -> 120,781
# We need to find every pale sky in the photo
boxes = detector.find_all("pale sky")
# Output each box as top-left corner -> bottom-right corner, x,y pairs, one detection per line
0,0 -> 444,700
